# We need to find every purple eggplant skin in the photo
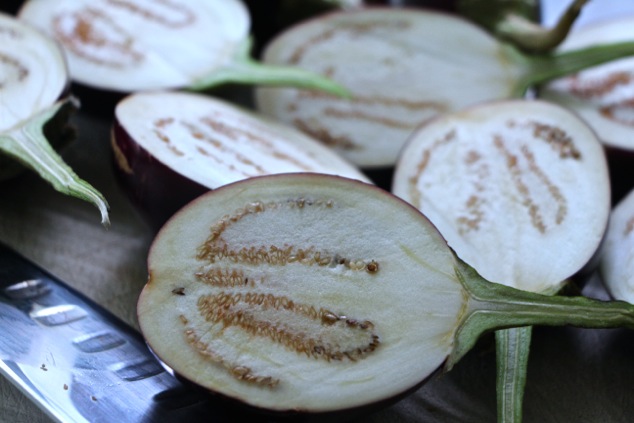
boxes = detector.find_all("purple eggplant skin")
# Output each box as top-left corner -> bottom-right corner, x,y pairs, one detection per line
161,363 -> 444,423
110,120 -> 209,232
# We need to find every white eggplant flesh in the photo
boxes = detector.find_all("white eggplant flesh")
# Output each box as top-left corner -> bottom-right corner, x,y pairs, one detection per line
112,90 -> 370,228
392,99 -> 611,294
600,187 -> 634,303
540,16 -> 634,153
1,12 -> 67,132
255,8 -> 526,167
137,174 -> 464,414
17,0 -> 249,92
137,173 -> 634,418
0,11 -> 109,224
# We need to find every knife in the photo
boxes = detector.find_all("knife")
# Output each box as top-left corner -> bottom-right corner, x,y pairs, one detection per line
0,242 -> 233,423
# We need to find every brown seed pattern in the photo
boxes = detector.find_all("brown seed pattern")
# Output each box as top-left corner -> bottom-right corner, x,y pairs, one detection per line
0,52 -> 28,89
600,99 -> 634,127
179,198 -> 381,388
183,324 -> 280,388
197,293 -> 380,362
105,0 -> 195,28
555,72 -> 634,127
624,215 -> 634,236
196,199 -> 375,272
52,7 -> 143,68
149,114 -> 317,176
407,129 -> 457,209
407,121 -> 569,235
288,20 -> 411,65
566,72 -> 632,99
455,150 -> 489,235
507,120 -> 581,159
280,19 -> 445,150
493,135 -> 567,233
292,118 -> 359,150
288,92 -> 447,151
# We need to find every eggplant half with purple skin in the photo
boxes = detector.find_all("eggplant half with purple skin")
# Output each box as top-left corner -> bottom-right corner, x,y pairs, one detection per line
392,99 -> 611,422
600,187 -> 634,304
111,90 -> 370,230
539,15 -> 634,203
17,0 -> 348,102
255,7 -> 634,168
0,12 -> 109,225
137,172 -> 634,419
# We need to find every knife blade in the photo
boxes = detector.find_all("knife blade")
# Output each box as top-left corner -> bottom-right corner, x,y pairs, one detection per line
0,242 -> 231,423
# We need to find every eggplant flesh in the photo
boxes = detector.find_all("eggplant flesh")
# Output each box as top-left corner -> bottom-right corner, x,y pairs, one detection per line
17,0 -> 250,92
137,174 -> 464,414
392,99 -> 610,294
112,91 -> 371,229
1,11 -> 67,133
255,8 -> 525,168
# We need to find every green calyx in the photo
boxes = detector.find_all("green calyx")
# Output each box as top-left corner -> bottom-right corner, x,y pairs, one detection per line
0,98 -> 110,226
458,0 -> 588,53
507,39 -> 634,97
188,37 -> 351,98
447,257 -> 634,371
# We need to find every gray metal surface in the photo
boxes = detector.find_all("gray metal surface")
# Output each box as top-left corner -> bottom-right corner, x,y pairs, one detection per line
0,243 -> 227,423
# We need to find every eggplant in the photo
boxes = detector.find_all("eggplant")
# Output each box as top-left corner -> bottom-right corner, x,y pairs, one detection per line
539,16 -> 634,204
111,90 -> 370,230
17,0 -> 348,111
600,187 -> 634,304
391,99 -> 611,422
0,12 -> 109,225
137,173 -> 634,419
254,7 -> 634,169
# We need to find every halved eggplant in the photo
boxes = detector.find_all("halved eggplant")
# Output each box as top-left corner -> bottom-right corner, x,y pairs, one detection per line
255,7 -> 634,168
17,0 -> 347,104
112,90 -> 370,229
539,16 -> 634,203
600,187 -> 634,303
393,99 -> 610,294
0,12 -> 109,224
391,99 -> 611,422
138,173 -> 634,419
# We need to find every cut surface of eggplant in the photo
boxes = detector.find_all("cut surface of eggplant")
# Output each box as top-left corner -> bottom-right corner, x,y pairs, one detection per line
137,174 -> 464,413
255,8 -> 526,167
539,16 -> 634,202
112,90 -> 370,228
17,0 -> 348,100
540,17 -> 634,151
392,99 -> 610,294
0,11 -> 109,224
391,98 -> 611,422
17,0 -> 248,92
600,187 -> 634,303
138,173 -> 634,418
1,12 -> 67,132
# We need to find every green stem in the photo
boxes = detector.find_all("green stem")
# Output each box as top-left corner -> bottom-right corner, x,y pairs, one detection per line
457,0 -> 540,38
511,41 -> 634,96
188,37 -> 350,98
0,98 -> 110,226
496,327 -> 532,423
446,258 -> 634,370
495,0 -> 589,53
